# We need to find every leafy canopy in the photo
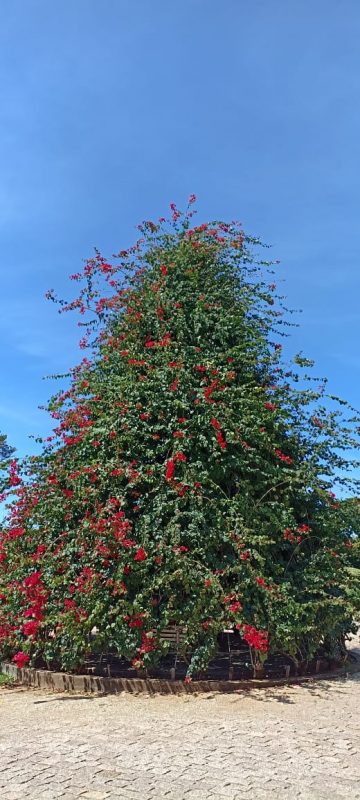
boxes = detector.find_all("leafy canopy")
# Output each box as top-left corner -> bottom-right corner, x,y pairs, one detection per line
1,198 -> 359,677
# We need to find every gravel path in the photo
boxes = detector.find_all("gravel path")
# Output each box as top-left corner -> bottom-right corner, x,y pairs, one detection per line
0,635 -> 359,800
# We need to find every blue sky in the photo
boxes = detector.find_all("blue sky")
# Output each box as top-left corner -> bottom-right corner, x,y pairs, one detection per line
1,0 -> 360,460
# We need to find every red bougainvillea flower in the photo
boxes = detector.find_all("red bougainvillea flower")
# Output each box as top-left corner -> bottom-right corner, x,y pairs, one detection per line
132,657 -> 144,669
9,460 -> 21,486
275,449 -> 293,465
8,527 -> 25,540
165,458 -> 175,481
311,416 -> 323,428
13,652 -> 30,668
256,577 -> 274,591
210,417 -> 222,430
126,613 -> 144,628
24,571 -> 42,589
216,431 -> 227,450
22,620 -> 39,637
264,402 -> 276,411
228,601 -> 242,613
24,605 -> 44,621
204,379 -> 218,403
243,625 -> 268,653
283,528 -> 296,542
64,599 -> 76,611
127,358 -> 144,366
139,630 -> 156,654
158,332 -> 171,347
134,547 -> 147,562
120,538 -> 135,548
223,593 -> 236,604
175,451 -> 186,463
256,577 -> 267,588
175,483 -> 188,496
210,417 -> 227,448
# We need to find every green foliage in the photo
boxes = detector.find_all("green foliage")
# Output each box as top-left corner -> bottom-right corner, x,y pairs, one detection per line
0,432 -> 15,498
0,200 -> 359,678
0,433 -> 14,461
0,673 -> 15,686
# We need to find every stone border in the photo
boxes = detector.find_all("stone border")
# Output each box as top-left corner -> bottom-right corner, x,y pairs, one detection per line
1,657 -> 359,695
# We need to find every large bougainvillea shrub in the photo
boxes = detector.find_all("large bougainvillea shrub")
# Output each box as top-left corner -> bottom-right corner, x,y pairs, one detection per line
1,198 -> 360,679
